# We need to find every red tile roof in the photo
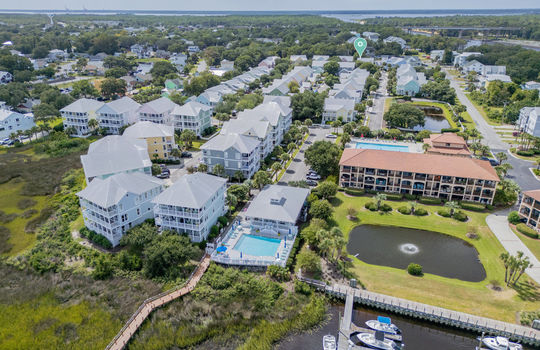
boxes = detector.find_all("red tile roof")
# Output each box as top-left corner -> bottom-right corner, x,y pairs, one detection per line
427,133 -> 467,146
339,148 -> 499,182
524,190 -> 540,202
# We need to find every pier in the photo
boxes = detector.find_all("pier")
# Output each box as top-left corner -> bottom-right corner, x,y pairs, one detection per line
299,276 -> 540,347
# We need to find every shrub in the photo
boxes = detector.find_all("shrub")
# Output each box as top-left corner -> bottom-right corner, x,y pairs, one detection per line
419,197 -> 442,205
437,208 -> 451,217
20,209 -> 38,219
460,201 -> 485,212
485,204 -> 494,211
380,203 -> 392,212
517,150 -> 534,157
217,216 -> 228,227
286,235 -> 302,270
398,206 -> 411,215
17,198 -> 37,210
79,227 -> 113,249
365,201 -> 377,211
385,194 -> 403,201
294,280 -> 312,295
198,240 -> 207,250
508,211 -> 521,225
296,249 -> 321,275
414,208 -> 428,216
407,263 -> 423,276
366,189 -> 378,195
403,193 -> 417,200
440,127 -> 460,133
208,225 -> 220,241
453,211 -> 468,222
344,188 -> 365,196
516,223 -> 539,239
267,265 -> 290,282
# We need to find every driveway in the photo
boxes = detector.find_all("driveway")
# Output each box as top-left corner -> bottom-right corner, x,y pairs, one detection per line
486,214 -> 540,284
165,151 -> 202,185
368,71 -> 388,130
278,126 -> 329,185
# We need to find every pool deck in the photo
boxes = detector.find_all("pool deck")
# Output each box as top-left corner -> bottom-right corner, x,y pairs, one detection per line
348,138 -> 423,153
211,220 -> 296,267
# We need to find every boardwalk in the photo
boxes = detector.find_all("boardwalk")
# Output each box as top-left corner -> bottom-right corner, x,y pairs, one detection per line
299,277 -> 540,346
105,255 -> 211,350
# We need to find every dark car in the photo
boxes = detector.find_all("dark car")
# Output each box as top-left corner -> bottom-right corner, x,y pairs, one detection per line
480,157 -> 500,166
156,172 -> 170,179
306,180 -> 318,186
181,151 -> 192,158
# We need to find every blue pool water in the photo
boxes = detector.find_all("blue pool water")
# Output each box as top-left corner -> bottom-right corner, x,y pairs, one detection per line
355,142 -> 410,152
234,235 -> 281,257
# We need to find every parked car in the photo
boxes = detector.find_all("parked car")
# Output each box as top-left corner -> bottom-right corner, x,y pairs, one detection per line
181,151 -> 192,158
307,174 -> 321,180
480,156 -> 500,166
306,180 -> 318,186
156,172 -> 170,179
325,134 -> 337,139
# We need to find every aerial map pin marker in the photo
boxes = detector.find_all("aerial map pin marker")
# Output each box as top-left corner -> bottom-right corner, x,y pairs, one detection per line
353,37 -> 367,58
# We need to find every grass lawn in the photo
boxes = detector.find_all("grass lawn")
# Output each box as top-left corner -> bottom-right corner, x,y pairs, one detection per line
410,100 -> 458,129
511,226 -> 540,262
464,94 -> 503,126
190,140 -> 206,151
0,179 -> 49,256
136,58 -> 167,63
330,192 -> 540,323
383,98 -> 393,114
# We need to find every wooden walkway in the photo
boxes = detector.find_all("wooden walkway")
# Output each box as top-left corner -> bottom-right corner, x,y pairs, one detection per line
299,277 -> 540,347
105,255 -> 211,350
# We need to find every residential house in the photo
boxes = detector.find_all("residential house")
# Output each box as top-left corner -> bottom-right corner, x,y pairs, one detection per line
164,78 -> 183,92
338,56 -> 354,62
290,55 -> 308,63
0,71 -> 13,84
123,121 -> 176,160
383,36 -> 407,48
47,49 -> 68,62
339,149 -> 499,204
135,62 -> 153,75
77,172 -> 164,247
200,133 -> 261,179
197,90 -> 223,108
453,52 -> 482,67
262,66 -> 313,96
154,50 -> 170,59
263,95 -> 291,108
130,44 -> 152,59
0,110 -> 35,140
120,76 -> 137,92
423,133 -> 471,157
258,56 -> 280,69
362,31 -> 380,42
312,55 -> 330,61
153,173 -> 227,242
80,135 -> 152,183
237,101 -> 292,146
170,100 -> 212,136
482,74 -> 512,85
518,190 -> 540,232
97,96 -> 141,135
462,60 -> 485,74
221,59 -> 234,71
483,65 -> 506,75
522,81 -> 540,92
221,118 -> 272,159
518,107 -> 540,137
134,73 -> 153,84
338,61 -> 355,73
61,98 -> 105,136
430,50 -> 445,61
464,40 -> 483,50
322,97 -> 356,124
187,45 -> 200,53
170,53 -> 188,71
137,97 -> 177,125
245,184 -> 310,235
396,64 -> 427,96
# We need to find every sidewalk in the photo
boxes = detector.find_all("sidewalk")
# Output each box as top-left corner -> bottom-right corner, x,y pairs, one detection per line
486,214 -> 540,284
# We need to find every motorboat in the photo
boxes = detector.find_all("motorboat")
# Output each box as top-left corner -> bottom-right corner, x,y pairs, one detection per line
481,336 -> 522,350
366,316 -> 401,335
357,331 -> 401,350
323,334 -> 336,350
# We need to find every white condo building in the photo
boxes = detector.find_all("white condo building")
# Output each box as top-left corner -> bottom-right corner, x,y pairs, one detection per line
137,97 -> 177,125
61,98 -> 105,136
153,173 -> 227,242
97,97 -> 141,135
77,172 -> 164,247
171,100 -> 212,136
0,109 -> 35,140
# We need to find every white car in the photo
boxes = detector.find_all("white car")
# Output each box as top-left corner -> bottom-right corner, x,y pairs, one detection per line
307,174 -> 321,180
325,134 -> 337,139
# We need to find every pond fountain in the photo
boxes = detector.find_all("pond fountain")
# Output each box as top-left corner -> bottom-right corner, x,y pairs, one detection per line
347,225 -> 486,282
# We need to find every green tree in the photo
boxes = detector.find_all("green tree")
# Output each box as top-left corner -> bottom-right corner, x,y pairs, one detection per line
323,61 -> 339,76
100,78 -> 126,99
384,103 -> 425,129
309,199 -> 333,221
254,170 -> 272,189
296,249 -> 321,275
150,61 -> 177,78
142,233 -> 198,278
304,140 -> 342,178
212,163 -> 225,177
288,80 -> 300,93
315,181 -> 338,200
71,79 -> 99,99
444,201 -> 461,217
374,193 -> 387,210
179,129 -> 197,149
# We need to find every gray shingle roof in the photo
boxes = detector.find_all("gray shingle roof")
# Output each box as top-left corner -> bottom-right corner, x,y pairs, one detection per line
60,98 -> 105,113
200,133 -> 260,153
98,96 -> 140,114
77,172 -> 163,208
171,100 -> 211,117
245,185 -> 310,224
123,121 -> 174,139
152,173 -> 226,208
220,119 -> 270,139
138,97 -> 177,114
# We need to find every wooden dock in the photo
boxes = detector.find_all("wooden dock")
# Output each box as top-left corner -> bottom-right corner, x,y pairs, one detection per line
299,276 -> 540,347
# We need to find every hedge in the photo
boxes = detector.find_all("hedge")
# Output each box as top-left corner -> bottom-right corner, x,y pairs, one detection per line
344,188 -> 365,196
517,150 -> 534,157
508,211 -> 521,225
419,197 -> 442,205
404,193 -> 417,200
516,223 -> 539,239
398,206 -> 411,215
79,227 -> 113,249
414,208 -> 428,216
437,208 -> 451,217
380,203 -> 392,212
385,194 -> 403,201
286,236 -> 303,270
453,211 -> 468,222
441,127 -> 460,133
459,201 -> 485,212
366,189 -> 378,195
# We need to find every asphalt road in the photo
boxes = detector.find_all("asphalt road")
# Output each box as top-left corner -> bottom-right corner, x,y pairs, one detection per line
368,71 -> 388,130
165,150 -> 202,185
278,126 -> 330,185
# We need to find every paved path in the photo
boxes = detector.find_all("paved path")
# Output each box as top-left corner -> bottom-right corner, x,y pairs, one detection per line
486,214 -> 540,284
368,71 -> 388,130
106,255 -> 211,350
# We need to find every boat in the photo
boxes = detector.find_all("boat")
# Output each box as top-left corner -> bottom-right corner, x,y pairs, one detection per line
481,336 -> 523,350
357,331 -> 401,350
323,334 -> 336,350
366,316 -> 401,335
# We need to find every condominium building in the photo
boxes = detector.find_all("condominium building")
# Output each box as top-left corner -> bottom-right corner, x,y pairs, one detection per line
236,101 -> 291,147
518,107 -> 540,137
245,184 -> 310,235
339,149 -> 499,204
61,98 -> 105,136
423,133 -> 471,157
0,109 -> 35,140
518,190 -> 540,232
396,64 -> 427,96
137,97 -> 177,125
170,100 -> 212,136
77,172 -> 164,247
80,135 -> 152,183
96,97 -> 141,135
153,173 -> 227,242
123,121 -> 176,160
322,97 -> 356,123
200,133 -> 261,179
220,118 -> 272,159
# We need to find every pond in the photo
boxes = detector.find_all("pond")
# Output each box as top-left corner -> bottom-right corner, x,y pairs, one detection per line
347,225 -> 486,282
413,115 -> 451,132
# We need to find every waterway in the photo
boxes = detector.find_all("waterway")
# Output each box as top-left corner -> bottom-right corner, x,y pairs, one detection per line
347,225 -> 486,282
413,115 -> 451,132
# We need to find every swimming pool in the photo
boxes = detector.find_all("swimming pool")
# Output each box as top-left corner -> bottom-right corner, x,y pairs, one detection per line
355,142 -> 410,152
234,234 -> 281,257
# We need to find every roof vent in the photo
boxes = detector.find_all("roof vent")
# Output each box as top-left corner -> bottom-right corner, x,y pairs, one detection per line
270,197 -> 285,206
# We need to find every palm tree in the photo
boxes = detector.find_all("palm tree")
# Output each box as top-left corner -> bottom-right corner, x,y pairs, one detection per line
88,118 -> 99,133
495,163 -> 513,179
279,153 -> 290,163
197,163 -> 208,173
170,148 -> 181,159
233,170 -> 244,183
500,252 -> 510,283
409,201 -> 418,215
495,151 -> 508,164
213,164 -> 225,177
243,179 -> 254,196
332,120 -> 342,134
271,162 -> 282,178
30,126 -> 40,141
329,227 -> 344,260
374,193 -> 387,210
65,126 -> 77,136
301,126 -> 309,135
422,143 -> 431,153
315,229 -> 331,258
444,201 -> 461,217
287,142 -> 296,153
340,133 -> 351,148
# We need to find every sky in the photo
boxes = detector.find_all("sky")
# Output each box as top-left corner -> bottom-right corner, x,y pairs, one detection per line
2,0 -> 540,11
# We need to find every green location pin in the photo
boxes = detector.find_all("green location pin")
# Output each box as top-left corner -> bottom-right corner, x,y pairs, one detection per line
353,37 -> 367,58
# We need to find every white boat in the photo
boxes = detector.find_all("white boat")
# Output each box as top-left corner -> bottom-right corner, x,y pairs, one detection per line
357,332 -> 401,350
323,334 -> 336,350
366,316 -> 401,335
481,336 -> 523,350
